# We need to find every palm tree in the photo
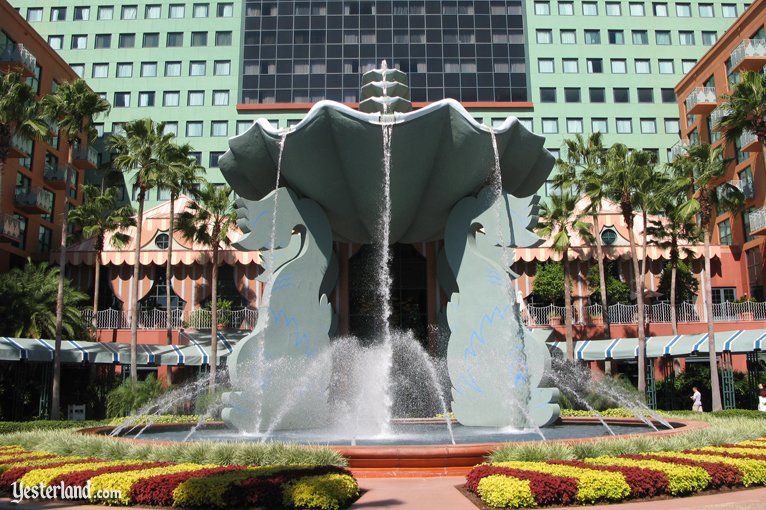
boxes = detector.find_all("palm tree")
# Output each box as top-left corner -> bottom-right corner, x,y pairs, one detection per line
604,144 -> 654,394
159,145 -> 205,345
176,183 -> 238,391
41,79 -> 110,420
108,119 -> 176,382
68,184 -> 135,329
536,192 -> 593,361
669,143 -> 744,411
717,70 -> 766,156
0,71 -> 48,213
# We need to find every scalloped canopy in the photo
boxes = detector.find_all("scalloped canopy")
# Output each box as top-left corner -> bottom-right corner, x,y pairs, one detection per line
220,99 -> 554,244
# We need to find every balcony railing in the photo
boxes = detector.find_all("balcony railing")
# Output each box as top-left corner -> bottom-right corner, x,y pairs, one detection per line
0,43 -> 36,76
685,87 -> 717,115
740,130 -> 760,152
14,188 -> 53,214
43,164 -> 69,190
80,307 -> 259,330
7,133 -> 31,159
72,145 -> 98,170
731,39 -> 766,73
670,139 -> 690,160
0,214 -> 22,243
710,106 -> 730,131
749,207 -> 766,235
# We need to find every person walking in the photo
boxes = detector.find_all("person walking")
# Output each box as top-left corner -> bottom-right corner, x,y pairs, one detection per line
691,387 -> 703,412
757,383 -> 766,412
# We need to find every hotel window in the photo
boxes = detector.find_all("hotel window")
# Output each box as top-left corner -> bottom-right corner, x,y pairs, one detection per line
94,34 -> 111,48
583,2 -> 598,14
608,30 -> 624,44
70,64 -> 84,77
664,118 -> 680,134
606,1 -> 621,14
564,88 -> 581,102
740,166 -> 755,199
97,6 -> 113,20
145,5 -> 161,18
592,118 -> 608,133
540,88 -> 556,102
567,118 -> 584,133
190,61 -> 206,76
560,30 -> 576,44
632,30 -> 648,44
744,210 -> 755,242
635,59 -> 651,73
50,7 -> 66,20
676,3 -> 692,16
118,34 -> 135,48
558,2 -> 574,15
640,119 -> 657,133
217,3 -> 234,16
722,3 -> 737,17
661,88 -> 676,103
143,33 -> 159,47
614,88 -> 630,102
92,63 -> 108,78
163,122 -> 178,136
587,58 -> 603,73
38,226 -> 51,254
121,5 -> 137,19
702,31 -> 718,45
584,30 -> 601,44
193,4 -> 209,17
165,61 -> 181,76
682,60 -> 696,73
534,1 -> 551,15
655,30 -> 671,45
71,35 -> 87,49
536,30 -> 553,44
629,2 -> 645,15
562,59 -> 578,73
113,92 -> 130,107
237,121 -> 252,135
188,91 -> 204,106
116,63 -> 132,78
191,32 -> 208,47
699,3 -> 714,16
167,32 -> 183,47
209,152 -> 224,167
719,219 -> 732,245
589,87 -> 606,102
542,119 -> 559,134
163,91 -> 180,106
138,91 -> 155,107
214,61 -> 231,76
616,118 -> 633,133
211,121 -> 228,137
679,31 -> 695,45
212,90 -> 229,106
653,2 -> 668,15
74,6 -> 90,20
638,88 -> 654,103
658,59 -> 674,73
215,31 -> 232,46
518,119 -> 533,130
26,8 -> 42,21
538,59 -> 555,73
611,59 -> 627,73
186,122 -> 203,137
169,4 -> 185,18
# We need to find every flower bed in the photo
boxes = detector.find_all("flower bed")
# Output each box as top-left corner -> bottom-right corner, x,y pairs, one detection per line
467,437 -> 766,508
0,445 -> 359,508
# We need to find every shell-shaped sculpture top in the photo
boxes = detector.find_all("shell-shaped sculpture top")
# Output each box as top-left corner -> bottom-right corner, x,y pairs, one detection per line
220,99 -> 554,245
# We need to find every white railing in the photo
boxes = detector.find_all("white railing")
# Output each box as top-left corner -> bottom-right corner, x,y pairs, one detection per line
520,301 -> 766,327
685,87 -> 717,111
740,129 -> 758,149
670,139 -> 690,160
710,106 -> 730,130
80,307 -> 258,330
749,207 -> 766,233
731,39 -> 766,70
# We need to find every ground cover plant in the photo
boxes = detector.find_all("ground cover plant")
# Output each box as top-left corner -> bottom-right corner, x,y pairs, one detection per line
0,444 -> 358,508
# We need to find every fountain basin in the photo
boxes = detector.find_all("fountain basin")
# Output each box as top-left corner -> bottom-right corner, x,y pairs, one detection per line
81,417 -> 702,470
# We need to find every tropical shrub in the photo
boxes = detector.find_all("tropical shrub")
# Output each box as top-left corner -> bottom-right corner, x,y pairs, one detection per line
476,475 -> 536,509
106,375 -> 167,417
532,262 -> 565,304
281,473 -> 360,510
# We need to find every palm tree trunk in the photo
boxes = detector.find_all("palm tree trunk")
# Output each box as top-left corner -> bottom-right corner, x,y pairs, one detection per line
704,229 -> 722,411
51,149 -> 74,420
670,260 -> 678,336
166,195 -> 175,345
563,249 -> 574,362
592,213 -> 610,338
0,159 -> 5,217
640,211 -> 648,278
628,222 -> 647,394
92,247 -> 101,331
209,245 -> 219,393
129,189 -> 146,383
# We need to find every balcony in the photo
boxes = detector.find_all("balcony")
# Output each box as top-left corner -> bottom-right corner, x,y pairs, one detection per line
740,130 -> 761,152
749,207 -> 766,235
0,43 -> 36,77
710,106 -> 731,132
43,164 -> 69,190
72,145 -> 98,170
14,188 -> 53,215
6,133 -> 31,159
670,139 -> 690,160
685,87 -> 717,115
0,214 -> 22,244
731,39 -> 766,73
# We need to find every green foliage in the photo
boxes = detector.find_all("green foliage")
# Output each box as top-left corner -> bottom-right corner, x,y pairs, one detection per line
658,260 -> 698,303
173,469 -> 260,508
106,414 -> 200,426
586,456 -> 710,495
41,79 -> 110,145
0,72 -> 49,157
560,408 -> 635,418
0,260 -> 88,339
655,364 -> 753,410
718,70 -> 766,146
281,473 -> 360,510
532,262 -> 565,304
588,263 -> 630,304
476,475 -> 536,509
0,420 -> 103,434
105,375 -> 167,417
68,185 -> 135,249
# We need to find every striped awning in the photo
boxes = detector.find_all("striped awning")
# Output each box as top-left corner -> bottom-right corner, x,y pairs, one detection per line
571,329 -> 766,361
